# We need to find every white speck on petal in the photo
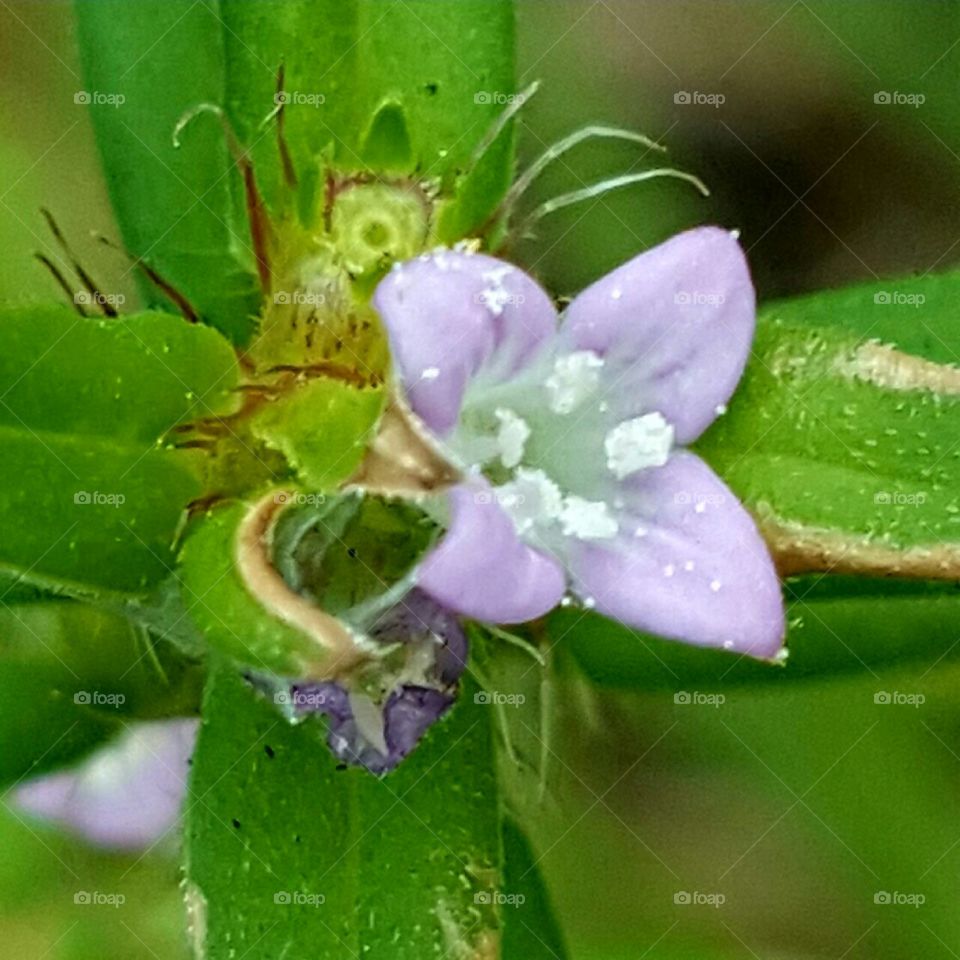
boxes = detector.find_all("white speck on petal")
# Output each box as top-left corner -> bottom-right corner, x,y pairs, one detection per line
494,408 -> 530,469
634,525 -> 648,538
694,501 -> 707,514
583,596 -> 596,609
710,579 -> 722,592
546,351 -> 604,414
683,560 -> 695,572
663,564 -> 675,577
420,367 -> 440,380
611,287 -> 623,300
714,403 -> 728,416
479,266 -> 516,317
559,497 -> 619,540
604,412 -> 674,479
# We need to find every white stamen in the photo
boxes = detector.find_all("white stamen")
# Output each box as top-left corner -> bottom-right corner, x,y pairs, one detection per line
494,408 -> 530,469
496,468 -> 563,534
604,412 -> 674,479
546,351 -> 604,414
559,497 -> 619,540
583,596 -> 596,609
715,403 -> 728,416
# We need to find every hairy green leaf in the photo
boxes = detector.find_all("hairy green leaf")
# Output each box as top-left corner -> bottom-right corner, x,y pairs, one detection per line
0,305 -> 239,595
698,320 -> 960,565
185,664 -> 503,959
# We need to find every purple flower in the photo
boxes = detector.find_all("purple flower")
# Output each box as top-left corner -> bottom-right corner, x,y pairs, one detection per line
373,227 -> 785,657
13,718 -> 198,850
287,589 -> 467,774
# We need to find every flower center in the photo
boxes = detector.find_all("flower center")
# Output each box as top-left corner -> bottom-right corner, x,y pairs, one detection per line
455,348 -> 677,548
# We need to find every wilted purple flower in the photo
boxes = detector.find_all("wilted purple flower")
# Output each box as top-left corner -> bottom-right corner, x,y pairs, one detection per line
287,589 -> 467,774
14,718 -> 198,850
373,227 -> 785,657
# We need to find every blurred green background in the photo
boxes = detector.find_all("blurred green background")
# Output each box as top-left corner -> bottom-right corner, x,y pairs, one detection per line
2,1 -> 960,958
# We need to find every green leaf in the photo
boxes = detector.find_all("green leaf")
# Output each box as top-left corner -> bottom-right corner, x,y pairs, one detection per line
0,306 -> 240,595
764,269 -> 960,362
697,320 -> 960,565
501,818 -> 570,959
185,664 -> 503,959
361,101 -> 415,173
0,601 -> 202,787
220,0 -> 517,232
73,0 -> 261,343
250,378 -> 385,490
0,305 -> 240,442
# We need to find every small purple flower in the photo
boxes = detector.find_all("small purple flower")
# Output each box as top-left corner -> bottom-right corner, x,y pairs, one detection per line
373,227 -> 785,657
13,718 -> 198,850
288,589 -> 467,774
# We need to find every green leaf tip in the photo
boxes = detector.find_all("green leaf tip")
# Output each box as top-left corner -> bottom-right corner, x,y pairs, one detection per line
360,100 -> 414,173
